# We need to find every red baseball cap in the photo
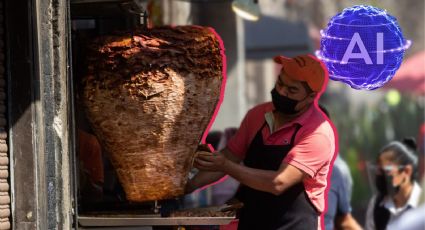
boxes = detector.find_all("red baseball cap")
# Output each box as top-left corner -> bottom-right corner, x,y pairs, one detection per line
273,54 -> 328,92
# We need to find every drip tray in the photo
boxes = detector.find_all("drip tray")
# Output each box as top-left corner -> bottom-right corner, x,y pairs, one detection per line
78,214 -> 235,227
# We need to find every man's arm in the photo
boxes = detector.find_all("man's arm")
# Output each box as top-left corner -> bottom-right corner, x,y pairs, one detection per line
186,148 -> 242,193
333,164 -> 362,230
195,150 -> 307,196
335,213 -> 363,230
185,170 -> 226,194
224,160 -> 306,196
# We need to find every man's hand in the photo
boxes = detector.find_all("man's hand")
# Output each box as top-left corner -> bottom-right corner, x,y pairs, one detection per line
194,151 -> 228,171
335,213 -> 363,230
184,148 -> 240,195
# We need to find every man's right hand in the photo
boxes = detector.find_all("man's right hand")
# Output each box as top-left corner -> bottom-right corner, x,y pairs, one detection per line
194,151 -> 228,172
185,148 -> 241,196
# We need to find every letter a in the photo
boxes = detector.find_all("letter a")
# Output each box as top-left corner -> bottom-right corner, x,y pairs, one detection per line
341,33 -> 373,64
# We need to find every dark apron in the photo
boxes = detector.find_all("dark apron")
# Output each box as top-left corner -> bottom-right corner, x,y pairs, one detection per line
373,194 -> 391,230
236,122 -> 318,230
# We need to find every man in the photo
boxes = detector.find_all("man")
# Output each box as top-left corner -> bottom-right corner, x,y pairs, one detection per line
320,106 -> 362,230
325,156 -> 362,230
186,54 -> 337,230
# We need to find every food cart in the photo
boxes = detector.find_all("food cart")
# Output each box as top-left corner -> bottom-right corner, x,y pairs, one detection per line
5,0 -> 242,229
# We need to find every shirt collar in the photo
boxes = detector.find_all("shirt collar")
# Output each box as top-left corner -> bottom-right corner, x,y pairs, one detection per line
293,104 -> 315,126
266,104 -> 315,128
381,182 -> 422,215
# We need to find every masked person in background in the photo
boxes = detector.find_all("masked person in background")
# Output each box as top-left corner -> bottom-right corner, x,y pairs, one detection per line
186,54 -> 337,230
365,137 -> 422,230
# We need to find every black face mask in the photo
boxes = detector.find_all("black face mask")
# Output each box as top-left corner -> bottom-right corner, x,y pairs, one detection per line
271,88 -> 302,115
375,174 -> 402,196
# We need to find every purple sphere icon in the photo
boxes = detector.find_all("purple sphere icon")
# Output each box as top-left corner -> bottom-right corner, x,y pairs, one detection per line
316,5 -> 411,90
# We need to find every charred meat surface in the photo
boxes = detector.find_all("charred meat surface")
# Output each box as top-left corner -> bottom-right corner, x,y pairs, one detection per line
81,26 -> 224,202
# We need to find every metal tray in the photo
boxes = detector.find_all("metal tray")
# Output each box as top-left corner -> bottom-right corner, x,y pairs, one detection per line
78,215 -> 235,226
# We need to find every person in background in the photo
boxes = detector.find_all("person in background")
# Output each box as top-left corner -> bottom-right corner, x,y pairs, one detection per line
327,156 -> 362,230
416,123 -> 424,181
319,105 -> 362,230
365,137 -> 422,230
386,178 -> 425,230
384,128 -> 425,230
78,129 -> 104,203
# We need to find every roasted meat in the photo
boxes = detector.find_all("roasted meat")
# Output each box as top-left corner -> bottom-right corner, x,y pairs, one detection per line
81,26 -> 224,202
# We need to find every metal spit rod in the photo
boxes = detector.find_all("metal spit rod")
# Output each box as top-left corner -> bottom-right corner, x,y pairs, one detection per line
120,0 -> 149,28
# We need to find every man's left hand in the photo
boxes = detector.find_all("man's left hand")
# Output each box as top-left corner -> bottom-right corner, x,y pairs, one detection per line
194,151 -> 228,172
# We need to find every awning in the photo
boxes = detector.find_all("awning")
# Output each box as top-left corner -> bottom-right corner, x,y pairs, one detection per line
244,16 -> 313,59
385,50 -> 425,95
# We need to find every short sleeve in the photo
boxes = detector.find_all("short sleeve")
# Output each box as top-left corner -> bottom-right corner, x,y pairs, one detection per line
324,177 -> 338,230
283,132 -> 332,177
334,167 -> 352,215
226,111 -> 251,159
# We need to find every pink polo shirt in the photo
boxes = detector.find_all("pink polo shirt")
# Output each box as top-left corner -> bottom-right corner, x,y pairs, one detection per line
227,102 -> 336,213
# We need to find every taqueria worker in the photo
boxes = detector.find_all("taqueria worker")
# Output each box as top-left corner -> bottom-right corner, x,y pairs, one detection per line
186,54 -> 337,230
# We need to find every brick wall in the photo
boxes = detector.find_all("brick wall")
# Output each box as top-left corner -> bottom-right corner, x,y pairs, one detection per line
0,0 -> 10,229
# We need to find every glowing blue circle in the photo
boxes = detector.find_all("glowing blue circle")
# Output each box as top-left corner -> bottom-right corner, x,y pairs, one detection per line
316,5 -> 411,90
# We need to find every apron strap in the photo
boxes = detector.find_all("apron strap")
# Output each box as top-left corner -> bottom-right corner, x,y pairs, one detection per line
373,194 -> 391,230
290,124 -> 302,145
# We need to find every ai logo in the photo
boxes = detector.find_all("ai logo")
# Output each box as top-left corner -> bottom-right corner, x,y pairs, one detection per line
316,5 -> 411,90
341,32 -> 384,65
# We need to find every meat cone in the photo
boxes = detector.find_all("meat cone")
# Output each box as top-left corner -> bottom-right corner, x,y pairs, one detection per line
81,26 -> 224,202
